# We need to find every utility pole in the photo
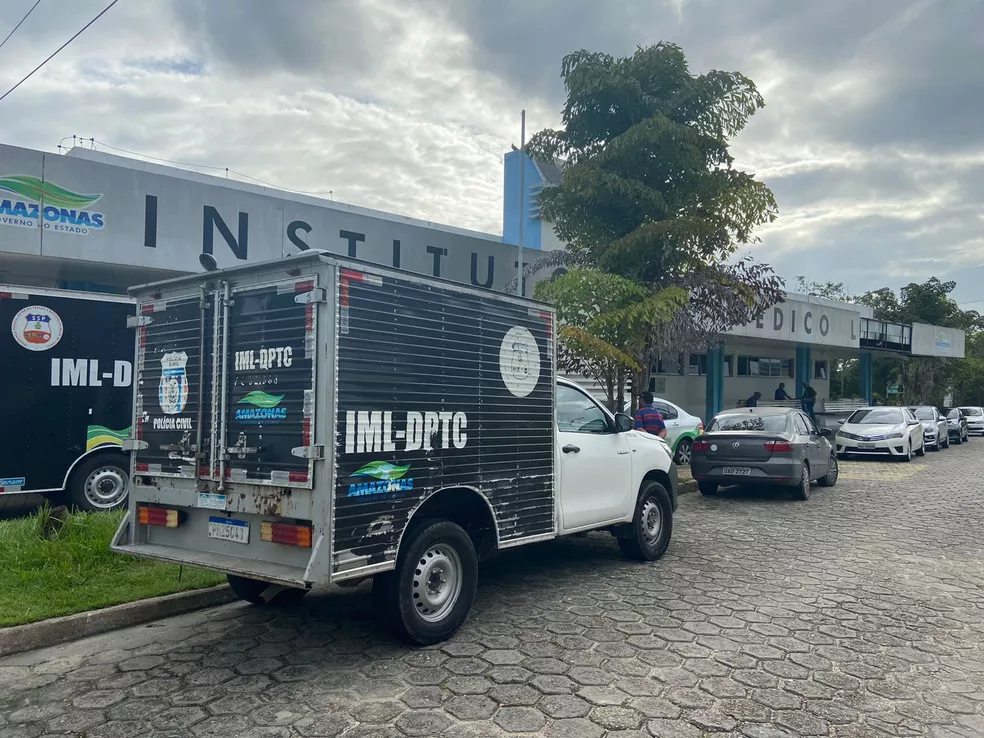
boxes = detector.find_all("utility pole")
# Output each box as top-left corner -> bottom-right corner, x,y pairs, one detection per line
517,110 -> 526,297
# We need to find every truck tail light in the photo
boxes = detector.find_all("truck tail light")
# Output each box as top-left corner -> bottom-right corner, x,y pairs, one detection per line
764,440 -> 793,453
261,521 -> 312,548
693,440 -> 710,452
138,505 -> 182,527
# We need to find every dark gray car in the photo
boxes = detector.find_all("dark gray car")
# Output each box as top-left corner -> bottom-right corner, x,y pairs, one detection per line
691,407 -> 838,500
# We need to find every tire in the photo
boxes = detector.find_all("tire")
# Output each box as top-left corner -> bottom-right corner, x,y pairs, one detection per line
954,433 -> 962,445
69,453 -> 130,512
901,442 -> 913,462
698,482 -> 718,496
617,481 -> 673,562
944,435 -> 951,449
818,454 -> 838,487
226,575 -> 309,606
374,519 -> 478,646
790,465 -> 810,500
915,439 -> 926,457
673,438 -> 693,466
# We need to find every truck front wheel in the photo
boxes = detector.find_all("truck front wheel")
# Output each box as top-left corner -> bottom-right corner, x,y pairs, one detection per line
373,519 -> 478,646
617,481 -> 673,562
226,575 -> 309,606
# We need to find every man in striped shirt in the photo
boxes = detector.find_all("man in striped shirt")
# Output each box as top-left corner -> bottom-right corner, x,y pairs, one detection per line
634,391 -> 667,438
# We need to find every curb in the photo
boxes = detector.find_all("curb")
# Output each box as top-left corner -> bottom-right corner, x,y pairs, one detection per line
678,478 -> 697,496
0,585 -> 237,658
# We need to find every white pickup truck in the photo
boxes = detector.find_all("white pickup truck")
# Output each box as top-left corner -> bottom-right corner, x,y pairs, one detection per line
112,252 -> 677,644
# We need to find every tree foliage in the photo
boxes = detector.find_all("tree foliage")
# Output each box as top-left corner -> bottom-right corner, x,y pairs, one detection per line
524,42 -> 785,399
857,279 -> 983,405
535,269 -> 686,410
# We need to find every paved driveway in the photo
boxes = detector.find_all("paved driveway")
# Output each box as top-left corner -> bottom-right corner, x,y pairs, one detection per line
3,447 -> 984,737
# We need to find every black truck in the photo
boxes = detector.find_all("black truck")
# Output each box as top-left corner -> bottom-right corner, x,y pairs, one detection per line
0,286 -> 134,510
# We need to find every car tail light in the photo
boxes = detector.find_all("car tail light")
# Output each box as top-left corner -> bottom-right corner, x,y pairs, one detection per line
138,505 -> 182,528
764,440 -> 793,453
260,521 -> 312,548
693,440 -> 710,452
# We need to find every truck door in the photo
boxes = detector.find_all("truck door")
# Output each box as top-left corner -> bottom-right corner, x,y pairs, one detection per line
131,292 -> 214,480
221,278 -> 320,487
556,383 -> 633,530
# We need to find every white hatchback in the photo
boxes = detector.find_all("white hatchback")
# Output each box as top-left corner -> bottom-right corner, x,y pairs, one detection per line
958,406 -> 984,436
835,406 -> 925,461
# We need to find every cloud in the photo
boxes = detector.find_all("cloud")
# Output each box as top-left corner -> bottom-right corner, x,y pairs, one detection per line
0,0 -> 980,303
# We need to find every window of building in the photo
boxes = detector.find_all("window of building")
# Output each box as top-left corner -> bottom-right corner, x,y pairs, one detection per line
737,356 -> 792,378
688,354 -> 707,376
814,360 -> 828,380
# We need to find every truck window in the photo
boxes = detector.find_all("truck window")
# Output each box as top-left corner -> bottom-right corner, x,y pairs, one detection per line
557,385 -> 610,434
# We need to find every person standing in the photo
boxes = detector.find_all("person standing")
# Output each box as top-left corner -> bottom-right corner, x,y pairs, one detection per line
800,380 -> 818,421
774,383 -> 793,401
634,391 -> 667,438
746,391 -> 762,407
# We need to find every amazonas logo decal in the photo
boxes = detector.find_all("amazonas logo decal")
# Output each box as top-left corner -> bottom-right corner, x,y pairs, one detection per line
347,461 -> 415,498
0,174 -> 106,235
236,391 -> 287,424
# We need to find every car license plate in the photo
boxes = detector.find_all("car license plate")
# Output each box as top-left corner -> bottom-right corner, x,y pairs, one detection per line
208,516 -> 249,544
858,443 -> 875,449
722,467 -> 751,476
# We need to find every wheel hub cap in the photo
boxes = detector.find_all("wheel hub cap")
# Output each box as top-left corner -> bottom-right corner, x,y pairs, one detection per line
641,500 -> 662,543
413,545 -> 462,623
85,467 -> 128,508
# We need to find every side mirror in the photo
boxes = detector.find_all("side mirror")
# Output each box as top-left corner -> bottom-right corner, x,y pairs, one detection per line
837,419 -> 847,425
614,413 -> 634,433
820,428 -> 832,437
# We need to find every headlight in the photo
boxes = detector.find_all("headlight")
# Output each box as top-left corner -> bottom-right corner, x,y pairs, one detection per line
888,431 -> 904,439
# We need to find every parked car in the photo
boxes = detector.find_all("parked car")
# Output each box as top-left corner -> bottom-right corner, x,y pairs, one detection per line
943,408 -> 970,444
835,406 -> 925,461
909,406 -> 949,451
958,406 -> 984,436
690,407 -> 837,501
647,397 -> 704,465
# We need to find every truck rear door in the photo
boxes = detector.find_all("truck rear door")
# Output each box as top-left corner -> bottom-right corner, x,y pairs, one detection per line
133,278 -> 320,489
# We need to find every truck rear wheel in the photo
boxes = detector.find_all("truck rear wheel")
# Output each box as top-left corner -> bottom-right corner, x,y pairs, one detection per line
226,575 -> 309,606
69,454 -> 130,512
617,481 -> 673,561
373,519 -> 478,646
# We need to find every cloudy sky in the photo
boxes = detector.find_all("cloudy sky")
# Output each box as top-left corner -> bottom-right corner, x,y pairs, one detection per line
1,0 -> 981,306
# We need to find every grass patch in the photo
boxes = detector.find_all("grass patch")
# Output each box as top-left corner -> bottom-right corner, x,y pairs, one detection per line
0,507 -> 225,627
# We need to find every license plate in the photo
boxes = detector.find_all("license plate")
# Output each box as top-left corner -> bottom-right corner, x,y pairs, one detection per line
858,443 -> 875,449
722,467 -> 751,476
208,516 -> 249,544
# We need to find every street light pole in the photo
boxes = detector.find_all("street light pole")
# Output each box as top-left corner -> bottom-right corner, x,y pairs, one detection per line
517,110 -> 526,297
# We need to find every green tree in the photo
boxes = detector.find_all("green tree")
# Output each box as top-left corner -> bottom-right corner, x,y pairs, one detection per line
535,269 -> 686,411
858,278 -> 982,404
522,43 -> 784,397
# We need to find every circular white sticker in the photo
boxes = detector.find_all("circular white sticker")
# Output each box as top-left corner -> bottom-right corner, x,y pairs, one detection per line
499,326 -> 541,398
11,305 -> 63,351
710,444 -> 718,452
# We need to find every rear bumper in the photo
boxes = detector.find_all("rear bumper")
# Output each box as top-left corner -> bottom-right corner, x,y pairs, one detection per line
690,459 -> 803,486
111,509 -> 321,588
966,422 -> 984,434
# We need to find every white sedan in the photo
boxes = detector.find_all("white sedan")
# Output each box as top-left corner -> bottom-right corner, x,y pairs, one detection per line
835,406 -> 925,461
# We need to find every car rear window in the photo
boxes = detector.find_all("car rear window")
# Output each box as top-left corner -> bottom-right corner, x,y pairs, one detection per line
911,407 -> 937,421
959,407 -> 983,417
708,415 -> 788,433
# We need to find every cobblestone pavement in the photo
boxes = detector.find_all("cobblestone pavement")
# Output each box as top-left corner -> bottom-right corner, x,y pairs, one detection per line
4,445 -> 984,737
